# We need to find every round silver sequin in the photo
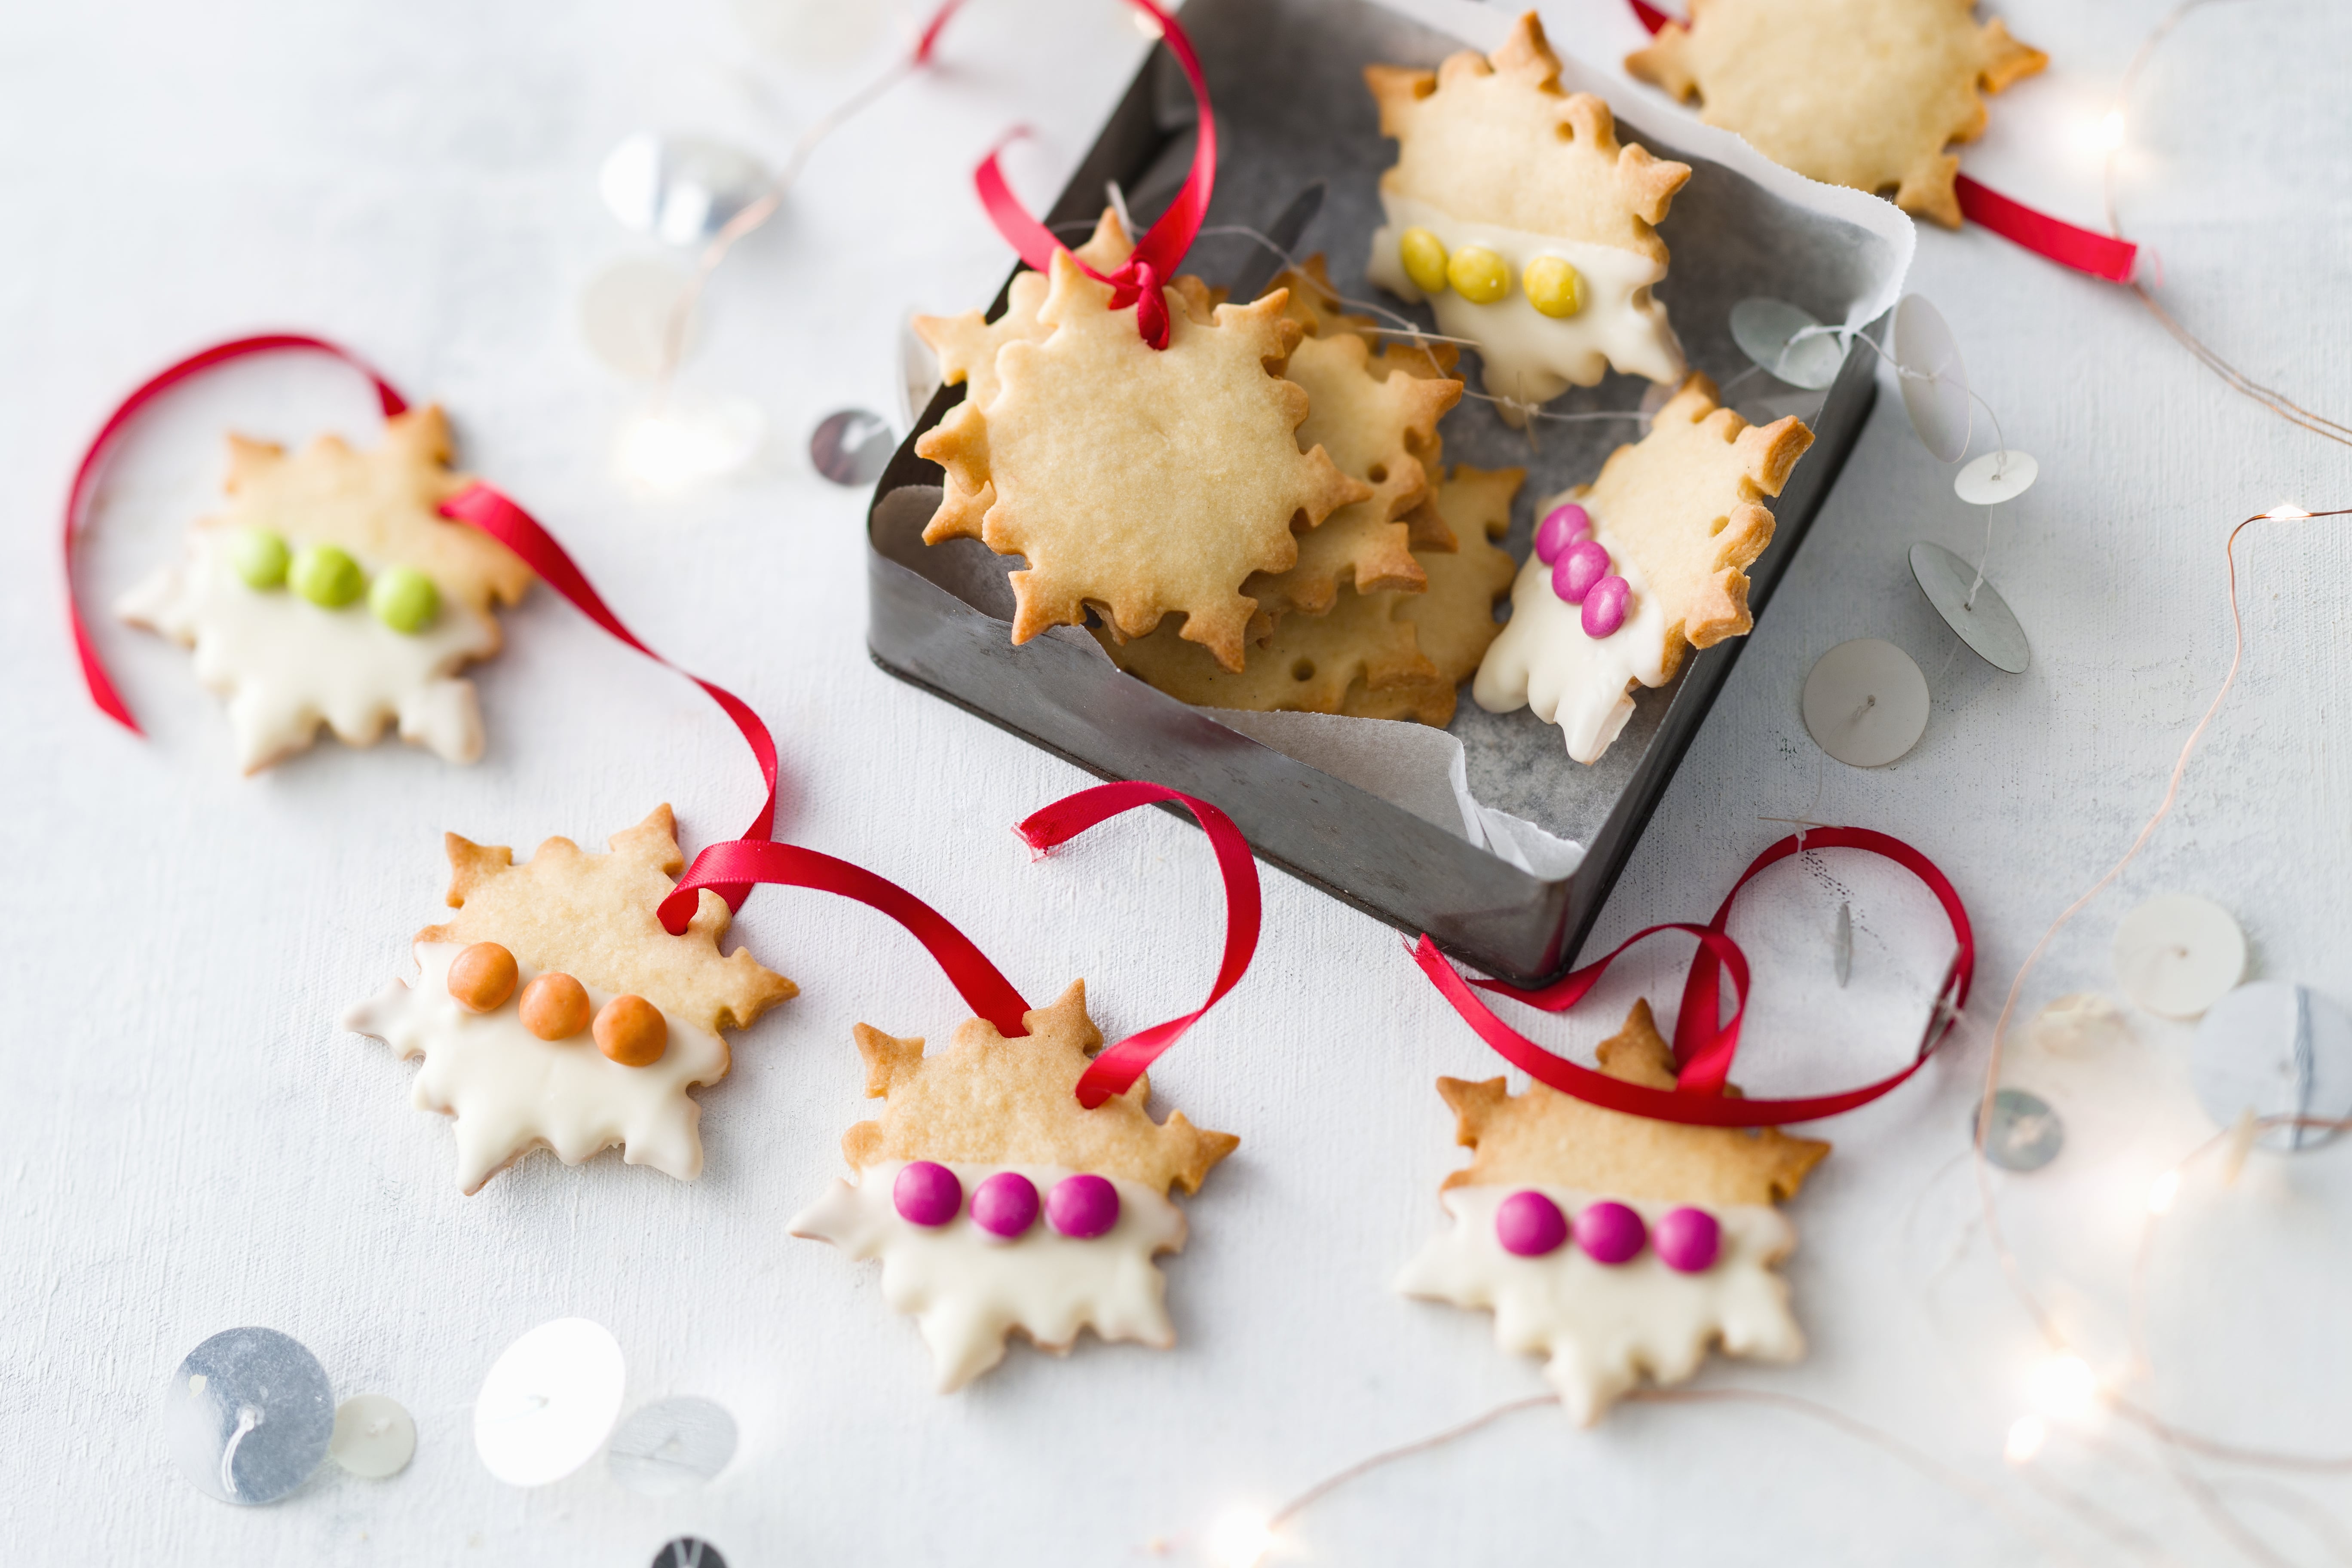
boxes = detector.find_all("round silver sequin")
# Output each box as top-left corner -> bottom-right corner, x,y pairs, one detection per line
1911,542 -> 2030,674
164,1327 -> 336,1504
809,408 -> 895,487
652,1540 -> 730,1568
2192,982 -> 2352,1152
609,1396 -> 739,1496
1969,1087 -> 2065,1172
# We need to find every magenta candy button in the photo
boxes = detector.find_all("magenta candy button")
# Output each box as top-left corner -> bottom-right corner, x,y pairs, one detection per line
971,1171 -> 1041,1238
1046,1173 -> 1122,1239
1534,502 -> 1591,565
1653,1206 -> 1721,1273
1552,539 -> 1610,604
1494,1189 -> 1569,1257
1573,1200 -> 1647,1265
1580,574 -> 1629,638
892,1161 -> 962,1227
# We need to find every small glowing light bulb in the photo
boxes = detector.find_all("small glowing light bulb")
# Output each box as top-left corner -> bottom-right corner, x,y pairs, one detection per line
612,398 -> 762,493
2147,1168 -> 2181,1214
2265,501 -> 2312,519
2027,1353 -> 2099,1420
2005,1414 -> 2048,1464
1206,1510 -> 1277,1568
2096,110 -> 2125,151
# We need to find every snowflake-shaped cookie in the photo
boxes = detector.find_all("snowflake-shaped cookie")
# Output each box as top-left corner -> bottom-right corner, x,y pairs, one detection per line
1348,464 -> 1524,727
342,806 -> 794,1194
1364,13 -> 1690,421
916,250 -> 1365,672
1627,0 -> 2046,228
116,407 -> 531,773
1474,374 -> 1811,763
1397,999 -> 1830,1423
790,982 -> 1237,1391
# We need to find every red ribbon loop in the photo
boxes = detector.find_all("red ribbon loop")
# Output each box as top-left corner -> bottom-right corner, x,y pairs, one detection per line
664,780 -> 1261,1109
971,0 -> 1216,349
1624,1 -> 2136,285
62,334 -> 409,734
1415,827 -> 1973,1128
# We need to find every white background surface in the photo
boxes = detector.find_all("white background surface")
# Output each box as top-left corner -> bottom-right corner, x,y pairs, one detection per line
6,0 -> 2351,1562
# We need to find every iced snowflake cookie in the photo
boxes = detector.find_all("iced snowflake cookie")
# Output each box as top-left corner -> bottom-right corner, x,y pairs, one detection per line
1397,999 -> 1829,1423
343,806 -> 795,1194
116,407 -> 531,772
790,982 -> 1236,1391
1474,374 -> 1811,763
1364,12 -> 1691,422
916,248 -> 1365,672
1627,0 -> 2046,228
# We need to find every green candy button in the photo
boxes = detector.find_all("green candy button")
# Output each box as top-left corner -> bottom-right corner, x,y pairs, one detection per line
228,527 -> 291,589
288,543 -> 365,609
369,565 -> 440,634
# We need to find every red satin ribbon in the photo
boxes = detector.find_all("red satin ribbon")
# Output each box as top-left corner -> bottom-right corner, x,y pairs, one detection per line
665,781 -> 1260,1107
971,0 -> 1214,348
58,336 -> 781,909
1624,1 -> 2137,285
62,334 -> 408,733
1415,827 -> 1974,1127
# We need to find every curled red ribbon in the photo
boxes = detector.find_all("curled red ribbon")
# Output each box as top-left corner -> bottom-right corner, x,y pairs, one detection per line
58,336 -> 781,907
1416,827 -> 1973,1127
1623,0 -> 2137,284
972,0 -> 1214,348
665,781 -> 1260,1109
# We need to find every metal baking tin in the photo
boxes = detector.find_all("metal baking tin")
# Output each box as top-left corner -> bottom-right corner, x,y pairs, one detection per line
866,0 -> 1880,986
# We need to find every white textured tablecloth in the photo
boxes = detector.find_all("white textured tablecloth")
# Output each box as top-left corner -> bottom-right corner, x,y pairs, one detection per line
6,0 -> 2350,1561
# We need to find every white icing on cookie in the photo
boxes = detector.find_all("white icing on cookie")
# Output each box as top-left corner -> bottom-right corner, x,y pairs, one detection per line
1473,507 -> 1669,763
1395,1185 -> 1801,1425
342,942 -> 726,1194
1366,191 -> 1684,414
117,528 -> 496,773
789,1160 -> 1187,1392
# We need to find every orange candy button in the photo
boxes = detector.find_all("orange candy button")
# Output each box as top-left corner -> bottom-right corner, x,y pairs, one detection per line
447,942 -> 519,1013
594,995 -> 668,1067
518,972 -> 592,1041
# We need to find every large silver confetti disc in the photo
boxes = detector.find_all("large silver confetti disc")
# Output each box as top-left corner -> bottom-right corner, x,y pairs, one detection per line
1911,542 -> 2030,674
609,1397 -> 739,1496
1801,639 -> 1929,767
2191,982 -> 2352,1152
165,1327 -> 336,1505
330,1393 -> 416,1479
474,1318 -> 626,1488
1968,1087 -> 2065,1172
1729,297 -> 1844,390
1891,295 -> 1972,462
809,408 -> 895,487
1954,449 -> 2038,506
600,133 -> 772,248
2114,894 -> 2245,1019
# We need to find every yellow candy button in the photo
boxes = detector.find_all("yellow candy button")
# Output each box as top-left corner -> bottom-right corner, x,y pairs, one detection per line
1446,245 -> 1509,305
1523,255 -> 1584,318
1399,227 -> 1450,295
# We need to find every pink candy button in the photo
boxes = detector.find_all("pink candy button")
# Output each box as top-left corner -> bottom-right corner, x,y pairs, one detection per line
1573,1200 -> 1647,1265
1653,1206 -> 1721,1273
1552,539 -> 1610,604
1046,1173 -> 1121,1239
892,1161 -> 962,1227
1534,502 -> 1591,566
1494,1189 -> 1569,1257
1580,574 -> 1629,638
970,1171 -> 1040,1239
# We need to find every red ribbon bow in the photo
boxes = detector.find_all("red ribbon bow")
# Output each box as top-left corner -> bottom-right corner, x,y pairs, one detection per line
1415,827 -> 1973,1127
972,0 -> 1216,349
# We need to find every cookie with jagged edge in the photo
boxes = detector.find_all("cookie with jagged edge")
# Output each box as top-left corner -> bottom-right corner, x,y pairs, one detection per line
1364,13 -> 1690,423
116,407 -> 534,772
1396,999 -> 1831,1424
1473,374 -> 1813,763
1627,0 -> 2046,228
341,806 -> 795,1193
916,250 -> 1365,671
790,982 -> 1238,1390
1097,576 -> 1438,716
1345,464 -> 1523,727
